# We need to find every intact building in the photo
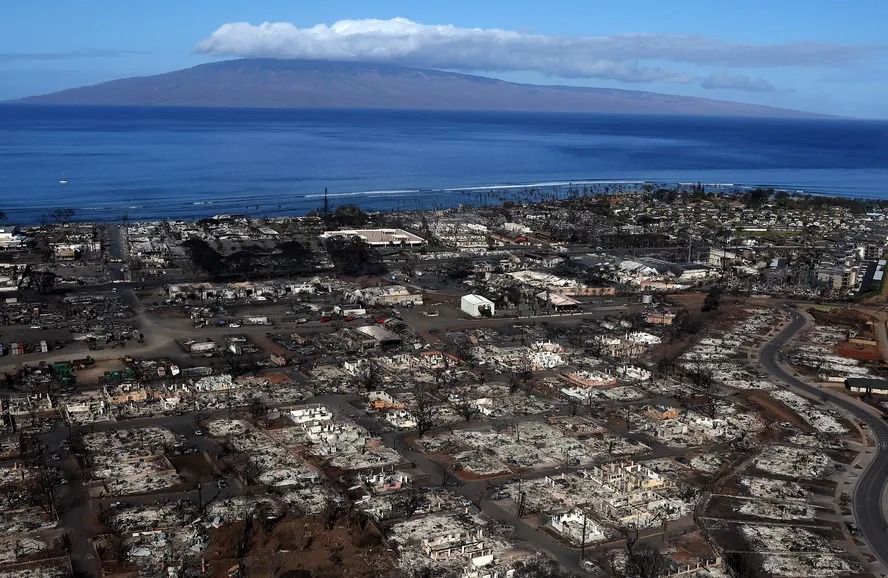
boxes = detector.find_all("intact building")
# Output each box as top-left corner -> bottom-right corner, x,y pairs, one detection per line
319,228 -> 426,247
461,294 -> 495,318
845,377 -> 888,395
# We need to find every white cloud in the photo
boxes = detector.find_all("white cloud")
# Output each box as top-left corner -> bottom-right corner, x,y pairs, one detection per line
700,73 -> 775,92
195,18 -> 885,87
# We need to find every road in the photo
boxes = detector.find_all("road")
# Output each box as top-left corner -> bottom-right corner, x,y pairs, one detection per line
318,395 -> 699,574
759,308 -> 888,568
0,294 -> 634,373
38,409 -> 241,576
105,224 -> 126,282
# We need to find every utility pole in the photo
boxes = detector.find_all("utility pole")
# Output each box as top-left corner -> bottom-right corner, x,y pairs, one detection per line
581,514 -> 588,560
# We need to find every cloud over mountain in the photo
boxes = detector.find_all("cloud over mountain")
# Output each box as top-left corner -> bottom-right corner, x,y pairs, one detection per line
701,73 -> 775,92
195,18 -> 885,90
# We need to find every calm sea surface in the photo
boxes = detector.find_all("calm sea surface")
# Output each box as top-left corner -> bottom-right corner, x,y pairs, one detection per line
1,105 -> 887,223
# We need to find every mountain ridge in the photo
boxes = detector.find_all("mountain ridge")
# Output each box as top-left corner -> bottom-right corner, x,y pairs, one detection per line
8,58 -> 830,118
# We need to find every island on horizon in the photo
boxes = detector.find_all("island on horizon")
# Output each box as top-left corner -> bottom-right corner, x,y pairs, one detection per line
6,58 -> 833,118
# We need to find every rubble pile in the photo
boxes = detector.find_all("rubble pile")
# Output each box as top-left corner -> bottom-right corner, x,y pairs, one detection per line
771,390 -> 847,434
752,444 -> 833,479
82,427 -> 182,495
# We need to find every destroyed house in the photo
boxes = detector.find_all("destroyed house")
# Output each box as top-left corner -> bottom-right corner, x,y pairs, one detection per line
422,528 -> 488,560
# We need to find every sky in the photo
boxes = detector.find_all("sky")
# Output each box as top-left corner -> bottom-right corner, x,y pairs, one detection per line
1,0 -> 887,117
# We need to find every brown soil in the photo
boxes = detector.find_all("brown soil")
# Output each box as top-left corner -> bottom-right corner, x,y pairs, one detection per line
836,342 -> 882,361
76,358 -> 128,383
666,293 -> 706,312
808,308 -> 875,338
203,513 -> 396,578
671,530 -> 717,563
744,390 -> 810,431
169,452 -> 217,482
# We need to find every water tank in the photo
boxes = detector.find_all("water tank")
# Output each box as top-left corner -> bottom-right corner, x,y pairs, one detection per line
642,294 -> 653,305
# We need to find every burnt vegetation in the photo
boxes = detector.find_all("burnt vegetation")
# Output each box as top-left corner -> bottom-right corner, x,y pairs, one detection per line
324,237 -> 387,277
182,238 -> 316,280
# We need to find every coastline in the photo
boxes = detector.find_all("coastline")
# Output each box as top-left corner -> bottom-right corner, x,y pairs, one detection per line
1,179 -> 882,226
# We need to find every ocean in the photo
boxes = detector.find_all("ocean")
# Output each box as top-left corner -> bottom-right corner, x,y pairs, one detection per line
1,104 -> 887,224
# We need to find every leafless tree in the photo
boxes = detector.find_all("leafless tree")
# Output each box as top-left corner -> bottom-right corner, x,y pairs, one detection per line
507,370 -> 522,395
621,523 -> 640,552
51,208 -> 76,227
450,391 -> 478,422
236,512 -> 257,571
413,382 -> 437,437
26,468 -> 58,516
393,488 -> 425,519
355,358 -> 381,391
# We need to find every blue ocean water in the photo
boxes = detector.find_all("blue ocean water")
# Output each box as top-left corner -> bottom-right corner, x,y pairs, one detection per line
1,104 -> 887,224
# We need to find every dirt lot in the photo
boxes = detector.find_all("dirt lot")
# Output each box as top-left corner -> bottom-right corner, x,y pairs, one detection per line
169,452 -> 217,483
745,390 -> 809,431
77,358 -> 128,384
203,512 -> 397,578
808,307 -> 875,338
836,341 -> 882,361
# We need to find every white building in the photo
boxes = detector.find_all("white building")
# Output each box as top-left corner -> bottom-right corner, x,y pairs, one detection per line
0,226 -> 25,249
320,228 -> 426,247
350,285 -> 424,307
461,294 -> 495,318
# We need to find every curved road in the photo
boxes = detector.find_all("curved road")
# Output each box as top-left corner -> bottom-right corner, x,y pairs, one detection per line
760,308 -> 888,568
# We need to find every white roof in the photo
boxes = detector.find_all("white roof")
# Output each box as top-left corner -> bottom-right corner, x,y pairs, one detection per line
462,294 -> 493,305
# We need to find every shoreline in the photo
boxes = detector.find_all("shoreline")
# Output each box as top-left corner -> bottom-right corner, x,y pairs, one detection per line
2,179 -> 881,226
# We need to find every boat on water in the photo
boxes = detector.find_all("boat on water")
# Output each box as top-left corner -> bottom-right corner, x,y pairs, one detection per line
59,169 -> 68,184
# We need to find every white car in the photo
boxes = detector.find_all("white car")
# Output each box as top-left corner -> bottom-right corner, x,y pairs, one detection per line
229,323 -> 240,328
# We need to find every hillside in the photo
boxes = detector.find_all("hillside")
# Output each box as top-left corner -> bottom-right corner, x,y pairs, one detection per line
10,58 -> 822,117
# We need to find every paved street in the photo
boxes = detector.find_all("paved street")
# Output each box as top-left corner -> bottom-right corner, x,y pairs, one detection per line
319,394 -> 701,574
759,308 -> 888,569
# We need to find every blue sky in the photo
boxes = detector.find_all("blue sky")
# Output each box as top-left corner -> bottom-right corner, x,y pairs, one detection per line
2,0 -> 887,117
